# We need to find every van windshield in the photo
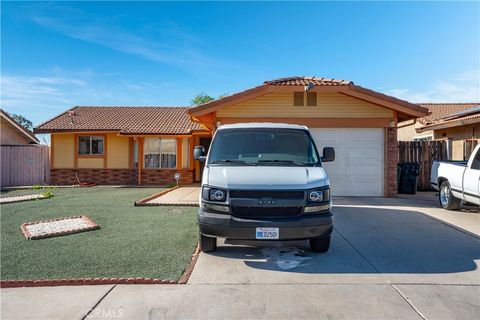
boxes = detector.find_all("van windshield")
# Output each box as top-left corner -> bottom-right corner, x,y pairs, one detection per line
208,128 -> 320,166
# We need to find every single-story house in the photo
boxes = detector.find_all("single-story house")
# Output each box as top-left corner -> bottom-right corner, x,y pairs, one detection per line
415,105 -> 479,160
397,103 -> 478,141
1,109 -> 40,145
34,76 -> 429,197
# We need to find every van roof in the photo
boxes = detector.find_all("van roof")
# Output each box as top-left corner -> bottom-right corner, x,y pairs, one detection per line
217,123 -> 308,131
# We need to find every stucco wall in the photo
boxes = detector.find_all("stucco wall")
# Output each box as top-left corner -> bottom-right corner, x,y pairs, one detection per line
0,118 -> 32,145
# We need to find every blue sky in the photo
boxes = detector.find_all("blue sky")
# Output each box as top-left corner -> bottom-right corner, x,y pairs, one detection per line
1,1 -> 479,127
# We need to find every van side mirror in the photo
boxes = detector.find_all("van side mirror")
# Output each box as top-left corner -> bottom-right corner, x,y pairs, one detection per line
321,147 -> 335,162
194,145 -> 206,162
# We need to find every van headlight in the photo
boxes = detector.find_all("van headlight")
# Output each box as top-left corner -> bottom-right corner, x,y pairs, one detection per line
202,186 -> 227,202
308,188 -> 330,202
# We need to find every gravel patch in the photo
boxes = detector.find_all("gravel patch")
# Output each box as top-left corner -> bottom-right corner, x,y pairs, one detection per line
21,216 -> 99,240
0,194 -> 45,204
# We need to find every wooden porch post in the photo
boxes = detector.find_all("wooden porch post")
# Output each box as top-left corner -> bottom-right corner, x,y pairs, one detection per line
176,137 -> 183,169
138,137 -> 144,185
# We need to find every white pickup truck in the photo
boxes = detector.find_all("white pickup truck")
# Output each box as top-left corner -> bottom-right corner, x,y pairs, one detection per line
431,144 -> 480,209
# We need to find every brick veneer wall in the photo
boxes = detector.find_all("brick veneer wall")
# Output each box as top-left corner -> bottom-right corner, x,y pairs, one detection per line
51,169 -> 137,185
386,127 -> 398,197
51,168 -> 195,186
141,169 -> 194,185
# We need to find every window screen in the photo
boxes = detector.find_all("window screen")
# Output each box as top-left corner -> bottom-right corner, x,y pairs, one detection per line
78,136 -> 104,155
144,138 -> 177,168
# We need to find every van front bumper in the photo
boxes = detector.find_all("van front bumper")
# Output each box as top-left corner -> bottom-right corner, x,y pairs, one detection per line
198,209 -> 333,240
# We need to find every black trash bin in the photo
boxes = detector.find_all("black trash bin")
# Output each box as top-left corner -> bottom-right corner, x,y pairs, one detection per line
397,162 -> 420,194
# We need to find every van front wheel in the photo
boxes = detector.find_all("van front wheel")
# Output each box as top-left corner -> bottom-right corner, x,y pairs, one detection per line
310,236 -> 331,253
199,233 -> 217,252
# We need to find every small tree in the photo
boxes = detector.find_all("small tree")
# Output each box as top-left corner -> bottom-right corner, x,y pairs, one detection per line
9,113 -> 33,130
218,93 -> 229,99
191,93 -> 214,106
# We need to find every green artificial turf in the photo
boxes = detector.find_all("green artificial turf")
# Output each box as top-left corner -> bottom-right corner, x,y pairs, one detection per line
0,187 -> 198,281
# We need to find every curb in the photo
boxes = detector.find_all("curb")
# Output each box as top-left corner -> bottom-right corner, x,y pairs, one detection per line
1,243 -> 201,288
134,186 -> 179,206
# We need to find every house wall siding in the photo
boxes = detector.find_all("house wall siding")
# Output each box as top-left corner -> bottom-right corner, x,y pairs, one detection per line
78,157 -> 104,169
53,133 -> 74,168
217,92 -> 394,118
107,133 -> 130,168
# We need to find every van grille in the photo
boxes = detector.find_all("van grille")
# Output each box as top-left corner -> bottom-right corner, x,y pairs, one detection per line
229,190 -> 305,200
231,206 -> 302,219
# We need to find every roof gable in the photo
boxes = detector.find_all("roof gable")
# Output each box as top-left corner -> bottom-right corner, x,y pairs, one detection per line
188,76 -> 429,121
0,109 -> 40,144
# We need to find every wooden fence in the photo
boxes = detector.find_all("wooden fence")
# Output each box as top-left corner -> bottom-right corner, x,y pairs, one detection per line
1,145 -> 50,187
398,140 -> 448,190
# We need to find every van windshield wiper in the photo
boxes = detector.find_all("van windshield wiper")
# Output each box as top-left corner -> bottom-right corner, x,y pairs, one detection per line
211,159 -> 257,166
257,160 -> 304,166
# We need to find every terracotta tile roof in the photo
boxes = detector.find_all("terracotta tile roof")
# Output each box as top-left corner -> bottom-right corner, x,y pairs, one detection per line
264,76 -> 352,86
416,105 -> 480,132
34,106 -> 206,135
417,103 -> 479,124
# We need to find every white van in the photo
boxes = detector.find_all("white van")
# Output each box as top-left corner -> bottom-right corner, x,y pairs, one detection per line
194,123 -> 334,253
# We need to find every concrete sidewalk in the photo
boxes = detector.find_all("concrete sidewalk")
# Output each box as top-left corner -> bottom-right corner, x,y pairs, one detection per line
2,195 -> 479,320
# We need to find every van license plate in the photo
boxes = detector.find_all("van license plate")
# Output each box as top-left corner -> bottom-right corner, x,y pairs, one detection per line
256,227 -> 279,239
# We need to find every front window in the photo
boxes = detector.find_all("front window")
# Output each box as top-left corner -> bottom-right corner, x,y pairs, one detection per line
144,138 -> 177,168
208,128 -> 320,166
79,136 -> 104,155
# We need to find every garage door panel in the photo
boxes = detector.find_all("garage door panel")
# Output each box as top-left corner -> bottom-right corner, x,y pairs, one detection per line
310,128 -> 384,197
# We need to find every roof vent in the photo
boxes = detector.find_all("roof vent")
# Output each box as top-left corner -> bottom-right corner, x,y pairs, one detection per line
304,81 -> 314,92
67,110 -> 76,124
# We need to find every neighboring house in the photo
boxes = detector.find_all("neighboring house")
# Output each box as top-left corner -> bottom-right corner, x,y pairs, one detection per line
397,103 -> 478,141
1,109 -> 48,187
1,109 -> 40,145
34,76 -> 428,197
416,106 -> 480,160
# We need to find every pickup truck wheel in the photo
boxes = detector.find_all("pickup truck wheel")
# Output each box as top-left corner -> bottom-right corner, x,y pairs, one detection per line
199,233 -> 217,252
439,181 -> 461,210
309,236 -> 331,253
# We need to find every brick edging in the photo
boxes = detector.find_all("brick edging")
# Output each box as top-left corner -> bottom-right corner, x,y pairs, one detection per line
178,244 -> 200,284
20,215 -> 99,240
0,277 -> 176,288
0,242 -> 201,288
134,185 -> 179,206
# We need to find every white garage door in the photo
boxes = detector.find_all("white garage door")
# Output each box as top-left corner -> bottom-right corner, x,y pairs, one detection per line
310,128 -> 384,197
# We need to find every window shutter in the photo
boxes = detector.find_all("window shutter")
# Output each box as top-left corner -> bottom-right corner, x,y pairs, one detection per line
307,92 -> 317,106
293,92 -> 304,106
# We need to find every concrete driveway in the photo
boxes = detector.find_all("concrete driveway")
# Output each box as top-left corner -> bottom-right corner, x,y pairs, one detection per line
2,194 -> 479,319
